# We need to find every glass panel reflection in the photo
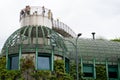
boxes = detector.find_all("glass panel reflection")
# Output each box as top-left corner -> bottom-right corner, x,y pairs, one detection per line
38,56 -> 50,70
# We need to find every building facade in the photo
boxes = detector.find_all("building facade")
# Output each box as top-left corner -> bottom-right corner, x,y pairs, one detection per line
1,6 -> 120,80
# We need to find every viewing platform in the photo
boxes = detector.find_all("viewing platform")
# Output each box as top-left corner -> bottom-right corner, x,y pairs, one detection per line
20,6 -> 76,38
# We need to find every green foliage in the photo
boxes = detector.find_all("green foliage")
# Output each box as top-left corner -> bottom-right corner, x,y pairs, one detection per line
53,60 -> 72,80
0,57 -> 22,80
54,60 -> 65,73
96,65 -> 107,80
20,57 -> 35,80
69,62 -> 83,80
0,56 -> 109,80
31,60 -> 72,80
5,70 -> 21,80
0,57 -> 6,79
21,57 -> 35,71
0,57 -> 6,69
111,38 -> 120,42
31,70 -> 51,80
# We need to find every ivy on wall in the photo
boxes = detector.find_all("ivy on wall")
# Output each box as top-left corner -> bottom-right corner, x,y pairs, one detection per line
0,56 -> 108,80
96,65 -> 107,80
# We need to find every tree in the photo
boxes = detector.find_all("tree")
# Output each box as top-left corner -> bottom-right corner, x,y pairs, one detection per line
111,38 -> 120,42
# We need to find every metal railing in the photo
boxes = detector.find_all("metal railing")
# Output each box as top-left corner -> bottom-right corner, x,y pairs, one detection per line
52,20 -> 76,37
20,6 -> 76,38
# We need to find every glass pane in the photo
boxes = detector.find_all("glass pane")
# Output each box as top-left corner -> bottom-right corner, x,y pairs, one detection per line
38,56 -> 50,70
11,56 -> 19,70
83,64 -> 93,73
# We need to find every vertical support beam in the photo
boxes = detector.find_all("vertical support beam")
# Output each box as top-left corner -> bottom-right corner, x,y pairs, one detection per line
35,47 -> 38,70
118,59 -> 120,79
63,50 -> 66,73
35,26 -> 38,70
62,42 -> 66,73
76,42 -> 79,80
6,47 -> 8,69
51,46 -> 54,71
28,26 -> 32,44
93,58 -> 96,79
19,44 -> 22,70
80,57 -> 83,78
106,60 -> 109,80
61,38 -> 66,73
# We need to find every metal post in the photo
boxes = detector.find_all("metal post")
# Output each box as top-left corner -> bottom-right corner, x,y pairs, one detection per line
76,33 -> 82,80
6,47 -> 8,69
35,47 -> 38,70
47,33 -> 82,79
93,58 -> 96,79
106,59 -> 109,80
63,33 -> 82,80
76,37 -> 79,80
35,26 -> 38,70
51,46 -> 54,71
19,44 -> 22,70
118,59 -> 120,79
80,57 -> 83,78
46,35 -> 56,72
63,50 -> 66,73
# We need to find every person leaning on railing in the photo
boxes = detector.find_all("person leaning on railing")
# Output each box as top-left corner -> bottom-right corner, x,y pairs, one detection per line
48,9 -> 53,26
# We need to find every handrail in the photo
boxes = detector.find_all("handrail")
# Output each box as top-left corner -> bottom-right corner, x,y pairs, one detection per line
20,6 -> 76,38
52,20 -> 76,37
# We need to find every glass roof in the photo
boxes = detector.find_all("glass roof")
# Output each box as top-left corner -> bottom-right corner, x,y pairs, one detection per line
64,38 -> 120,62
1,26 -> 67,56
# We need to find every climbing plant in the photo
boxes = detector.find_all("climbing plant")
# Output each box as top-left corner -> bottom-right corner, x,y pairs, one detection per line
0,57 -> 22,80
69,62 -> 84,80
96,64 -> 107,80
0,56 -> 84,80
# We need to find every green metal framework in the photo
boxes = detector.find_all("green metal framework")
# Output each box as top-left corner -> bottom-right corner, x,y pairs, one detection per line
64,38 -> 120,63
2,26 -> 67,55
1,25 -> 68,70
64,38 -> 120,79
1,25 -> 120,79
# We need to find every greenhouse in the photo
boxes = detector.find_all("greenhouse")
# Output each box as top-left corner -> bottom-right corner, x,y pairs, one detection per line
1,6 -> 120,80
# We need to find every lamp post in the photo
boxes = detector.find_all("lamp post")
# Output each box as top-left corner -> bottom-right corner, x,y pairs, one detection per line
47,33 -> 82,80
63,33 -> 82,80
76,33 -> 82,80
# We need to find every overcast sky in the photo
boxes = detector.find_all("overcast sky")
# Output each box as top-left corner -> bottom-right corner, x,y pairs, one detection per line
0,0 -> 120,50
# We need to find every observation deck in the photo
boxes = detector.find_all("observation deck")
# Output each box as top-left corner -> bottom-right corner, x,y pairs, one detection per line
20,6 -> 76,38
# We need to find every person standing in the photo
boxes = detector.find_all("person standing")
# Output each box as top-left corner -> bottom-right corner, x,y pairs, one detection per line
48,9 -> 54,26
42,6 -> 45,16
25,5 -> 31,15
48,9 -> 51,19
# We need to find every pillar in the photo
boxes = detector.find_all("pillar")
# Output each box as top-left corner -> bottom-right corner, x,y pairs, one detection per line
80,57 -> 83,78
93,58 -> 96,79
19,44 -> 22,70
51,46 -> 54,71
106,60 -> 109,80
6,47 -> 8,69
118,59 -> 120,79
35,26 -> 38,70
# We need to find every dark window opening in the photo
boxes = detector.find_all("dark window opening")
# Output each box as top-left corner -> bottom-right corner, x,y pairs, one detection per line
84,73 -> 93,77
65,58 -> 69,73
109,72 -> 117,78
83,64 -> 94,78
108,65 -> 118,79
9,56 -> 19,70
